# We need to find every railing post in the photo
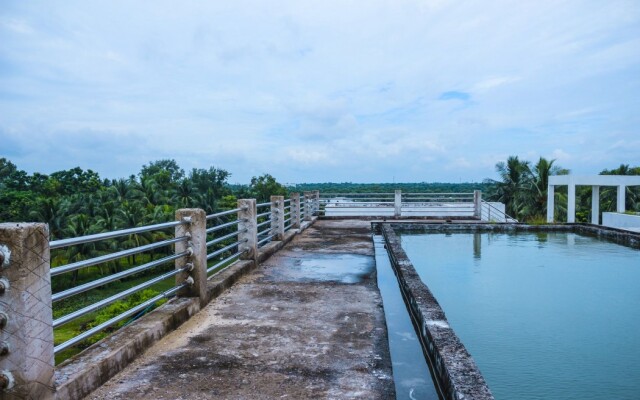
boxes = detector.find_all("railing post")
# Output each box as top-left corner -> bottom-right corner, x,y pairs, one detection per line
0,223 -> 55,400
270,196 -> 285,241
303,192 -> 313,221
313,190 -> 320,215
290,193 -> 301,229
394,190 -> 402,218
238,199 -> 258,265
175,209 -> 207,305
474,190 -> 482,219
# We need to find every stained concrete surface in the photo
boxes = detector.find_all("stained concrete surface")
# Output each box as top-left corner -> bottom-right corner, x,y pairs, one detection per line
85,220 -> 395,399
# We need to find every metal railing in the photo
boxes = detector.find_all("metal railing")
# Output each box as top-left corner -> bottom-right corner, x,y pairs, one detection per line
256,201 -> 274,248
320,191 -> 481,218
480,200 -> 518,223
50,218 -> 194,354
205,208 -> 247,275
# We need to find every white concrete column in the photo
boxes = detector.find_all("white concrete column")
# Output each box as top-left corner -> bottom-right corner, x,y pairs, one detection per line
394,190 -> 402,218
175,209 -> 207,305
617,185 -> 626,213
290,193 -> 301,229
546,185 -> 555,223
591,186 -> 600,225
238,199 -> 257,265
473,190 -> 482,219
567,184 -> 576,223
0,223 -> 55,399
270,196 -> 285,241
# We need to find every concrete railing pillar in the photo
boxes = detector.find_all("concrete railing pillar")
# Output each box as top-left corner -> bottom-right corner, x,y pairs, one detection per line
271,196 -> 285,241
473,190 -> 482,219
617,185 -> 626,213
175,209 -> 207,305
0,223 -> 55,400
591,186 -> 600,225
303,192 -> 313,221
290,193 -> 301,229
547,185 -> 555,223
313,190 -> 320,215
394,190 -> 402,218
238,199 -> 258,265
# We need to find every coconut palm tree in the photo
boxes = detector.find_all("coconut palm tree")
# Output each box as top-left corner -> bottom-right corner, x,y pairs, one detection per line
491,156 -> 532,219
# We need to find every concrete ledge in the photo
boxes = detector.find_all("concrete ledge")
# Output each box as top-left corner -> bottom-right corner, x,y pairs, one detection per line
54,217 -> 317,400
381,224 -> 494,400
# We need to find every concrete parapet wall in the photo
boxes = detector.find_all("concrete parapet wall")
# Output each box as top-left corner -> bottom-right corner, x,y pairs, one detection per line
602,212 -> 640,231
380,224 -> 494,400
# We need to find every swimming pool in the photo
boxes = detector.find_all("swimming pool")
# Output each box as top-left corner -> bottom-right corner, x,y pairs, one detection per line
398,228 -> 640,400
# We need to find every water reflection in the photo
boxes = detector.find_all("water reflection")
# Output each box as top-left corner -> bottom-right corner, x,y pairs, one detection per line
473,233 -> 481,259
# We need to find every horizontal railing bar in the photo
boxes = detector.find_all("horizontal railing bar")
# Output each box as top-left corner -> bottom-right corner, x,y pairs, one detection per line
206,208 -> 241,220
50,236 -> 189,277
257,235 -> 274,246
54,282 -> 186,353
207,252 -> 243,274
206,219 -> 242,234
50,220 -> 189,250
206,229 -> 245,247
206,239 -> 247,260
256,211 -> 271,218
284,199 -> 291,203
256,202 -> 271,208
256,220 -> 271,229
53,266 -> 188,329
257,228 -> 272,237
52,250 -> 190,302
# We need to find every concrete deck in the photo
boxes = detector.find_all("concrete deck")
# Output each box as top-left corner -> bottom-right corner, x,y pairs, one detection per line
85,220 -> 395,400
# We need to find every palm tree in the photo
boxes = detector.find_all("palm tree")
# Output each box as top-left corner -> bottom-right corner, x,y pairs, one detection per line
491,156 -> 532,219
522,157 -> 567,219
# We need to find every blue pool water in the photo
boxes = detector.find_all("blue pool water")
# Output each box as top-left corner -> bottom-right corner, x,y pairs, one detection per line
400,232 -> 640,400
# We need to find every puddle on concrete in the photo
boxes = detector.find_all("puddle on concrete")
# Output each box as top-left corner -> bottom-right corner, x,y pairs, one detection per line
263,254 -> 375,283
373,235 -> 439,400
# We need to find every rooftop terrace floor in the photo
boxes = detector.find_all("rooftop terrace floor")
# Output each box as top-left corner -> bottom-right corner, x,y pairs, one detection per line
85,220 -> 395,399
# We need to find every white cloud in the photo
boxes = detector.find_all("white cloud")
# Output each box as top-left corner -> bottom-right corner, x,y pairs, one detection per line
0,0 -> 638,183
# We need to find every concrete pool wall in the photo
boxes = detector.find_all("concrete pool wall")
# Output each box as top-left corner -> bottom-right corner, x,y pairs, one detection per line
379,223 -> 494,400
377,222 -> 640,400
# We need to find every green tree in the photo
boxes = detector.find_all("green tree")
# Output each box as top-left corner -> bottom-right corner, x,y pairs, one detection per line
249,174 -> 287,202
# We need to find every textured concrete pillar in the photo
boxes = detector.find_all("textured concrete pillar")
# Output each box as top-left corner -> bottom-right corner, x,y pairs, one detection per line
473,190 -> 482,219
567,184 -> 576,223
617,185 -> 626,213
394,190 -> 402,218
0,223 -> 54,400
270,196 -> 285,241
175,209 -> 207,305
313,191 -> 320,215
303,192 -> 313,221
238,199 -> 257,264
591,186 -> 600,225
547,185 -> 555,223
290,193 -> 301,229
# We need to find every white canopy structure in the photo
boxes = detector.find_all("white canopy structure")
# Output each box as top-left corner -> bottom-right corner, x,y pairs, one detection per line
547,175 -> 640,224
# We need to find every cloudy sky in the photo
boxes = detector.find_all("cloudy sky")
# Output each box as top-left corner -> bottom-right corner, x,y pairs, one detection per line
1,1 -> 639,184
